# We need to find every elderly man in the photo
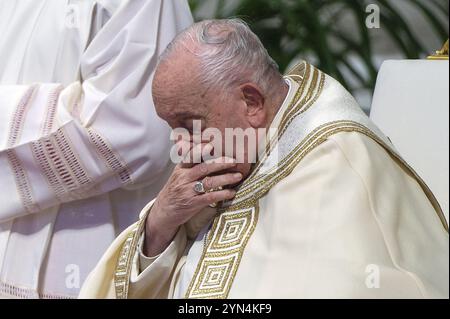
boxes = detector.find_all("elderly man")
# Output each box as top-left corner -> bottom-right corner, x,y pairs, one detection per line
80,19 -> 449,299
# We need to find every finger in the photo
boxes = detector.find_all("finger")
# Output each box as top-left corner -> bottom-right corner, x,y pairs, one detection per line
180,142 -> 202,168
174,139 -> 192,157
203,156 -> 235,164
202,173 -> 243,191
188,157 -> 237,180
180,143 -> 213,168
196,189 -> 237,207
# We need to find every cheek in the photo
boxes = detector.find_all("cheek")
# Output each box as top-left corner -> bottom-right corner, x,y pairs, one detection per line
204,102 -> 253,161
212,100 -> 248,127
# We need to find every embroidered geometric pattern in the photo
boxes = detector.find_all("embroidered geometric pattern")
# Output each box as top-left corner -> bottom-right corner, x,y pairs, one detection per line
31,128 -> 92,202
185,206 -> 259,299
115,212 -> 148,299
7,85 -> 37,146
184,63 -> 447,298
87,128 -> 133,185
6,85 -> 39,213
0,280 -> 74,299
186,121 -> 448,299
115,226 -> 138,299
277,62 -> 326,137
6,150 -> 40,214
232,62 -> 326,206
188,256 -> 237,297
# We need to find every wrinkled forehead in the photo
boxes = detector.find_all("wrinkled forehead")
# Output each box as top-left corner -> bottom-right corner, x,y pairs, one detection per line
152,77 -> 210,124
152,50 -> 216,123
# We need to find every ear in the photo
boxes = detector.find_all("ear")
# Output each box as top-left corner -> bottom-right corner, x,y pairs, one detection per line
240,83 -> 266,128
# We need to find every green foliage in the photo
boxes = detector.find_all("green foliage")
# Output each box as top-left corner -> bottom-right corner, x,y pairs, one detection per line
189,0 -> 448,95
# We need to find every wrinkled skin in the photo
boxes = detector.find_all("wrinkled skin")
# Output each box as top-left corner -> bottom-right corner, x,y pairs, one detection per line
145,46 -> 288,257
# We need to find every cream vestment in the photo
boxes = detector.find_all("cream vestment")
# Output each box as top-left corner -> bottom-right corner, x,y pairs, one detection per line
79,62 -> 449,299
0,0 -> 193,298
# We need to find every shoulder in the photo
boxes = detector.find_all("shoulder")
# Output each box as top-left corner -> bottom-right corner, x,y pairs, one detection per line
327,131 -> 394,167
326,131 -> 412,186
278,130 -> 409,197
286,130 -> 394,178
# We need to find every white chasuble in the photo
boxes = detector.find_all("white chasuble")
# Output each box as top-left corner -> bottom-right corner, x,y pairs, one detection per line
0,0 -> 193,298
79,62 -> 449,299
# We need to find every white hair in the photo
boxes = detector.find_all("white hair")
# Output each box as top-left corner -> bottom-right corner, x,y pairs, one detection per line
159,19 -> 283,94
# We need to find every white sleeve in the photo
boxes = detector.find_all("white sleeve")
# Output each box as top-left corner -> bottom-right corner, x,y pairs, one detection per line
0,0 -> 193,222
138,234 -> 160,273
129,226 -> 187,299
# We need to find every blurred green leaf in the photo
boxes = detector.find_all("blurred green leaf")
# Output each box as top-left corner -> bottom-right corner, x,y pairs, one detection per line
188,0 -> 449,100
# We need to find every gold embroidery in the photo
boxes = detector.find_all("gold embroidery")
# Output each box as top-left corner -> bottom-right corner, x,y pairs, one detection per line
187,119 -> 448,298
115,225 -> 138,299
277,63 -> 312,135
226,121 -> 390,211
260,63 -> 324,183
115,208 -> 150,299
230,120 -> 335,205
295,71 -> 326,116
185,205 -> 259,299
87,128 -> 133,185
319,122 -> 449,232
236,68 -> 326,199
243,120 -> 448,231
184,63 -> 328,299
278,69 -> 325,138
290,62 -> 310,105
187,256 -> 237,299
